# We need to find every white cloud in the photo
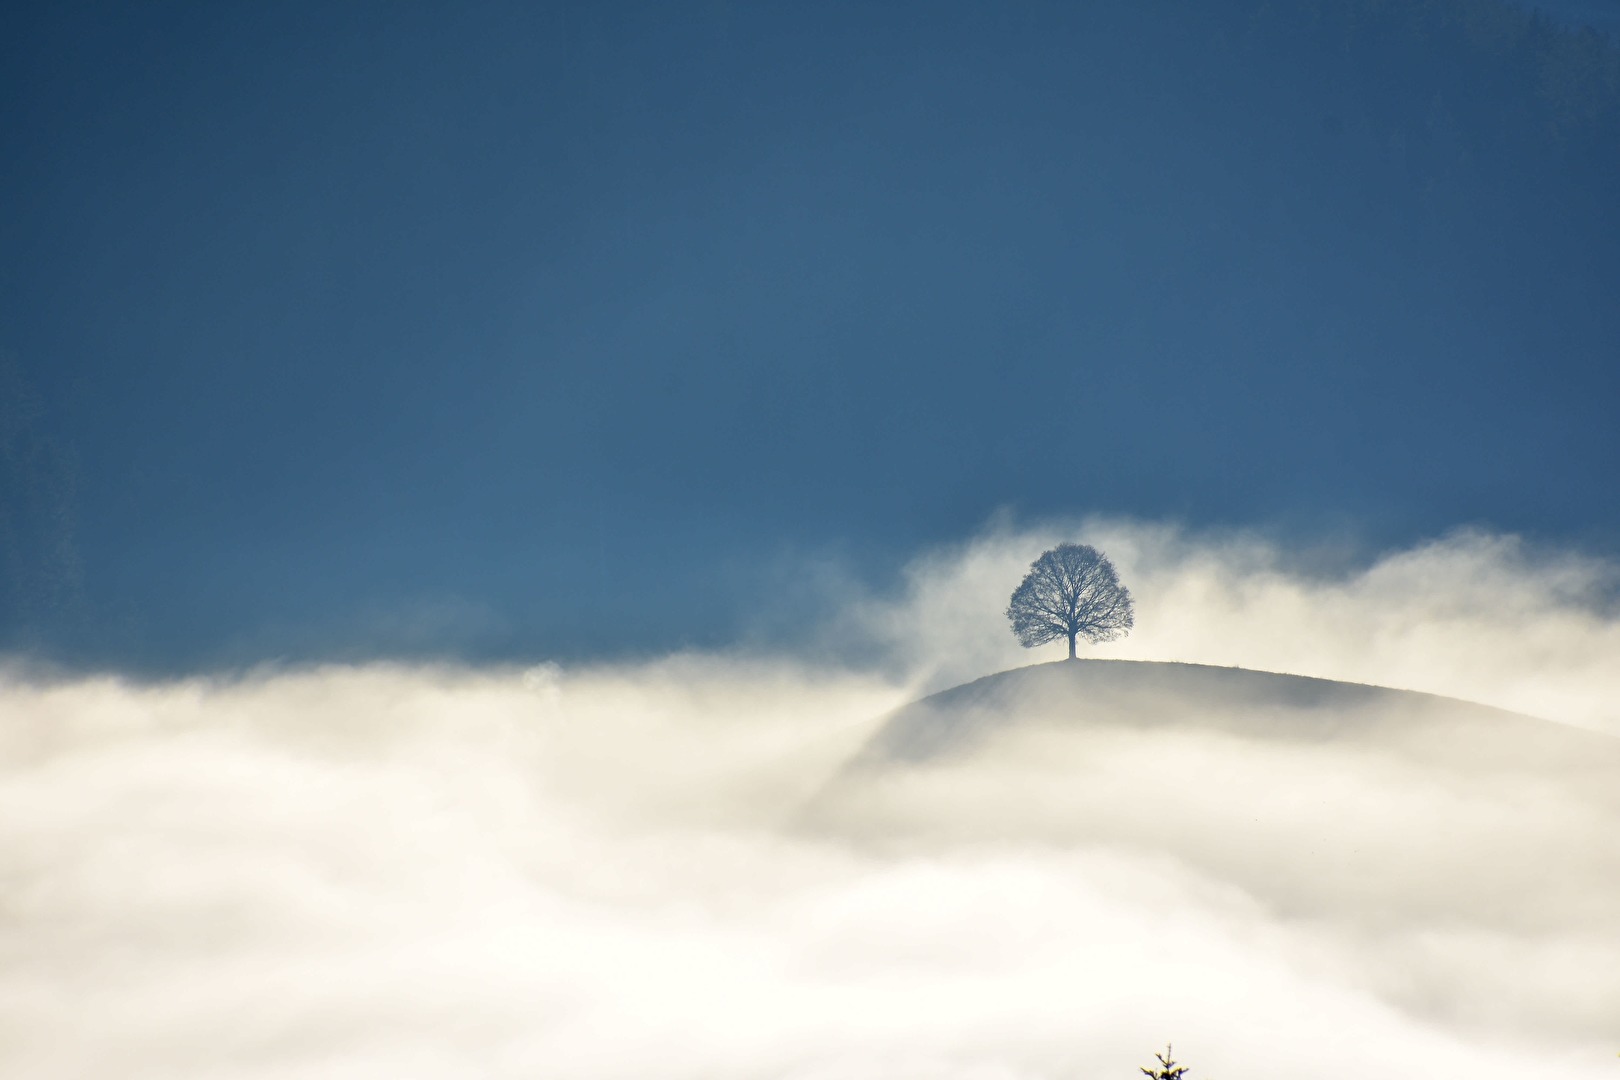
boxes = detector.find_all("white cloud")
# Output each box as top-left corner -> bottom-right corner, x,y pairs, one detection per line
1,523 -> 1617,1078
842,519 -> 1620,731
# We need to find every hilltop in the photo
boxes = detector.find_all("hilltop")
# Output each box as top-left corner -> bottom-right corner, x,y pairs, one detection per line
804,659 -> 1620,946
844,658 -> 1620,776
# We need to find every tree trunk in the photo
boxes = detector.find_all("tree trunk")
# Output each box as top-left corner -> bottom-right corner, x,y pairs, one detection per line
1068,632 -> 1077,659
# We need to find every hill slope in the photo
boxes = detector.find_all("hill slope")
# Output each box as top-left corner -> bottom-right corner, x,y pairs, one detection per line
844,659 -> 1620,776
801,661 -> 1620,1058
806,660 -> 1620,928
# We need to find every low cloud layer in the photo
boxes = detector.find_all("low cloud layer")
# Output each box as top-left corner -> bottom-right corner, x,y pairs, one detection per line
845,520 -> 1620,732
2,524 -> 1617,1078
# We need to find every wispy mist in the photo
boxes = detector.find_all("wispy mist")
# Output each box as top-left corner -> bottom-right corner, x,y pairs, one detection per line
846,521 -> 1620,732
2,526 -> 1616,1078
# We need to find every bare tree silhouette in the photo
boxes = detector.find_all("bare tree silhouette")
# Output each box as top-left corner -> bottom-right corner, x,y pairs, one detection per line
1006,543 -> 1133,660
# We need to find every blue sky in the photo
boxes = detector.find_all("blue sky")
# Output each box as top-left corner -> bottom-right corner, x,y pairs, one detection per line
1530,0 -> 1620,32
3,0 -> 1618,670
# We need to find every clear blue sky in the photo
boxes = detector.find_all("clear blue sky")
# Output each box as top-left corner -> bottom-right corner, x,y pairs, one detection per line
3,0 -> 1618,670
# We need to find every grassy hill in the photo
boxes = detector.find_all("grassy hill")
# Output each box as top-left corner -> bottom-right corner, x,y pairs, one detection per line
844,659 -> 1620,776
805,660 -> 1620,953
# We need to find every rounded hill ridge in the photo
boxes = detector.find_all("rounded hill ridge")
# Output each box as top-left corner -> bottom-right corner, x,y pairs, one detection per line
848,658 -> 1620,773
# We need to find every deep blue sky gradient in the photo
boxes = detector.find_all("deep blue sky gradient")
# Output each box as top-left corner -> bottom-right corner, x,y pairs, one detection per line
3,0 -> 1619,669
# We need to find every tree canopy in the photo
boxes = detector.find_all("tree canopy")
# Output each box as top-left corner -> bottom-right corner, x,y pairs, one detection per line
1006,543 -> 1134,659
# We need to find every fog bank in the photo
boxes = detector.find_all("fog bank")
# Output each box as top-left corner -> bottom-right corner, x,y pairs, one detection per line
3,526 -> 1617,1078
844,522 -> 1620,732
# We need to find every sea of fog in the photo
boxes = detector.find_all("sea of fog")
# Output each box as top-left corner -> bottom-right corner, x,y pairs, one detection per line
2,523 -> 1617,1079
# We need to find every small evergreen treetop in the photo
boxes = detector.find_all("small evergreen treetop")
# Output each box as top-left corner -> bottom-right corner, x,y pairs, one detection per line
1140,1044 -> 1190,1080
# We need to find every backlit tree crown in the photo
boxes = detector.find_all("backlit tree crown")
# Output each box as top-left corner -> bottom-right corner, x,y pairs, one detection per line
1006,543 -> 1134,659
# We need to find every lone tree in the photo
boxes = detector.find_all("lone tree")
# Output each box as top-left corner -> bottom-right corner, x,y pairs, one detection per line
1006,542 -> 1134,659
